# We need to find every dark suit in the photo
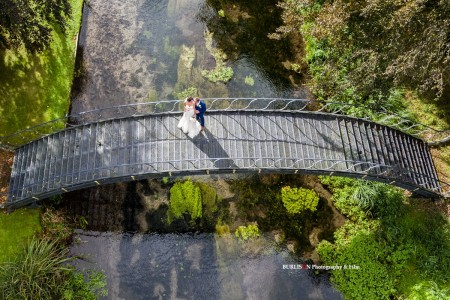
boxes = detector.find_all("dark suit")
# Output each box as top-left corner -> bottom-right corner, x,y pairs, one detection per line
195,100 -> 206,127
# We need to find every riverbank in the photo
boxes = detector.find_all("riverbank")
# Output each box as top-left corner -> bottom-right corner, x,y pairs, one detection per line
0,0 -> 83,137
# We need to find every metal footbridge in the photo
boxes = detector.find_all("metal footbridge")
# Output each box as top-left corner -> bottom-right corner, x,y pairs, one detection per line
1,98 -> 448,209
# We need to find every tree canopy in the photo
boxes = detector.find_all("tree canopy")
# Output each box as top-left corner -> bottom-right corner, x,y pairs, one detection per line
273,0 -> 450,102
0,0 -> 71,53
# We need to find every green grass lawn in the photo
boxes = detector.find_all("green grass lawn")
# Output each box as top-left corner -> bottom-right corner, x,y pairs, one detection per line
0,208 -> 42,263
0,0 -> 84,137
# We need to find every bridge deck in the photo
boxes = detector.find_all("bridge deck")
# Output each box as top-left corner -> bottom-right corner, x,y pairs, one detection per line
7,110 -> 441,208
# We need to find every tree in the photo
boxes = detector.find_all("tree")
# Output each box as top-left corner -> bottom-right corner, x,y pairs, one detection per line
273,0 -> 450,102
0,0 -> 71,53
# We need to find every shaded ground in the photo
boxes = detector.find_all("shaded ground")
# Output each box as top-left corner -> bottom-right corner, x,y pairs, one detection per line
0,149 -> 14,205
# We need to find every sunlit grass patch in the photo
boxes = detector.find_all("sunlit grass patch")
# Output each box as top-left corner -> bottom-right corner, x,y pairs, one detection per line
406,91 -> 450,130
0,208 -> 42,263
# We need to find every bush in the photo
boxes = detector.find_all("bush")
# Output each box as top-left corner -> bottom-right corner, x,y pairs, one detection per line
319,176 -> 404,221
235,224 -> 260,241
0,237 -> 107,299
281,186 -> 319,214
317,221 -> 395,300
167,180 -> 202,224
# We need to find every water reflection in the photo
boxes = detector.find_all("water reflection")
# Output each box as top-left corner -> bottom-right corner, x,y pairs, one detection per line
71,231 -> 342,299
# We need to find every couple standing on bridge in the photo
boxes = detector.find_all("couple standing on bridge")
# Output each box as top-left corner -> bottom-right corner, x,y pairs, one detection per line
177,96 -> 207,138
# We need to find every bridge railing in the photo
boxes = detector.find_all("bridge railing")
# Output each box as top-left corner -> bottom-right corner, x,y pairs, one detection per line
3,156 -> 449,208
0,98 -> 449,149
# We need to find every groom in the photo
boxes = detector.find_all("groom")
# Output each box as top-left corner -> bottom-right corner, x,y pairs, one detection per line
194,97 -> 206,131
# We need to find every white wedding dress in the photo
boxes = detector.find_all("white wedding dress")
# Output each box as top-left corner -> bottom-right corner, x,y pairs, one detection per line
177,105 -> 201,138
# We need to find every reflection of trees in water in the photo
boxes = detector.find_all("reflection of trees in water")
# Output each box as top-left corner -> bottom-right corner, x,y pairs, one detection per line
198,0 -> 305,95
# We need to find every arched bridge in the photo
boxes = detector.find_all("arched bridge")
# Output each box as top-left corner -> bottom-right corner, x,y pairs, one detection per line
1,98 -> 447,209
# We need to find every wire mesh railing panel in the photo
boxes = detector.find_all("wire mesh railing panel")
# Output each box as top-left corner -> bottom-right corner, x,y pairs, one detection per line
2,98 -> 449,148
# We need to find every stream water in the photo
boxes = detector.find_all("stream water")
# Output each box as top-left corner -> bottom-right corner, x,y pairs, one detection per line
71,0 -> 310,114
71,231 -> 341,299
68,0 -> 341,298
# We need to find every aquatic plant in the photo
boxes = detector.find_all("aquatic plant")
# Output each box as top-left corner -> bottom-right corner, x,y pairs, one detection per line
163,36 -> 179,59
235,224 -> 260,241
175,87 -> 198,100
167,180 -> 202,224
281,186 -> 319,214
201,30 -> 234,83
201,67 -> 233,83
244,75 -> 254,86
215,223 -> 230,236
179,45 -> 196,70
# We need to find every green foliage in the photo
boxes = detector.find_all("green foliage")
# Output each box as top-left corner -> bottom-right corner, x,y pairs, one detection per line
40,208 -> 74,242
61,270 -> 108,300
0,0 -> 71,53
317,221 -> 395,300
163,36 -> 179,59
201,66 -> 233,83
281,186 -> 319,214
218,9 -> 225,18
318,175 -> 450,298
215,222 -> 230,236
0,0 -> 84,137
406,281 -> 449,300
0,208 -> 42,263
244,75 -> 254,86
174,86 -> 198,100
0,237 -> 71,299
276,0 -> 450,105
0,237 -> 107,300
202,30 -> 233,83
235,224 -> 260,241
197,182 -> 220,215
319,176 -> 404,221
167,180 -> 202,224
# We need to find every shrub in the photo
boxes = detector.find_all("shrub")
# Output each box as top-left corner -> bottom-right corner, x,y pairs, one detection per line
235,224 -> 260,241
167,180 -> 202,224
317,221 -> 395,300
319,176 -> 404,221
0,237 -> 107,299
281,186 -> 319,214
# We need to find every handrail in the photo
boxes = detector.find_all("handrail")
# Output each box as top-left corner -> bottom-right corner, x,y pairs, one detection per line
0,98 -> 449,148
5,156 -> 448,206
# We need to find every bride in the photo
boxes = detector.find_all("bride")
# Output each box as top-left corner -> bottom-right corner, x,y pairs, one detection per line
177,96 -> 202,138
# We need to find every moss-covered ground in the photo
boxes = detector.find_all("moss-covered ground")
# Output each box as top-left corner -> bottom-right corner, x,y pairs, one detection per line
0,0 -> 84,137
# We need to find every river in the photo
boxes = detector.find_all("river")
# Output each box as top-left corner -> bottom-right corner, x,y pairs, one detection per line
68,0 -> 341,298
70,231 -> 341,299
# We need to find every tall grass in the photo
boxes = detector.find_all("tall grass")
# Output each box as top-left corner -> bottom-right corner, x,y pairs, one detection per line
0,236 -> 108,299
0,237 -> 71,299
